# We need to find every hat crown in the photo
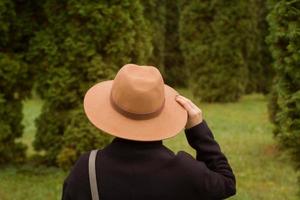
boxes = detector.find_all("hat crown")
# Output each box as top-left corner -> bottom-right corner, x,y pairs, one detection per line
111,64 -> 165,114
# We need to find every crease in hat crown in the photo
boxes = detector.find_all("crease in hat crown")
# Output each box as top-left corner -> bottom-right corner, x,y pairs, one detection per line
110,64 -> 165,116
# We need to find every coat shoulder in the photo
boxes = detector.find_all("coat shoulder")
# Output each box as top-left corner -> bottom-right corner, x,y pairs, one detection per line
174,151 -> 210,178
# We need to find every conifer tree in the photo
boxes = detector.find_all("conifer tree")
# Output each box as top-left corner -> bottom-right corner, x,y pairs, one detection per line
0,0 -> 39,164
267,0 -> 300,171
141,1 -> 166,75
30,0 -> 152,168
164,0 -> 186,87
245,0 -> 273,94
180,0 -> 248,102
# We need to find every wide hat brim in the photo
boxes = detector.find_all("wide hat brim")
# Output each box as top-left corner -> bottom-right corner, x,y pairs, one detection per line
83,80 -> 188,141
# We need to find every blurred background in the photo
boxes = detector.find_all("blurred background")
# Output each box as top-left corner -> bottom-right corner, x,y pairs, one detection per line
0,0 -> 299,199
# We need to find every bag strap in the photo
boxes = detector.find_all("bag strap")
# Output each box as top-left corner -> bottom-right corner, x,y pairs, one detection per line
89,150 -> 100,200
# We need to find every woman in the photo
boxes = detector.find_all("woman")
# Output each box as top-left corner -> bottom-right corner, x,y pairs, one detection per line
62,64 -> 236,200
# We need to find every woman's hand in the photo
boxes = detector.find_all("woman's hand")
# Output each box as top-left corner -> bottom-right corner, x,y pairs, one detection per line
175,95 -> 203,129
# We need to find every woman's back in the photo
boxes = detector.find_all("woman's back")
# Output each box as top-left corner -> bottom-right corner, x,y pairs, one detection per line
62,121 -> 236,200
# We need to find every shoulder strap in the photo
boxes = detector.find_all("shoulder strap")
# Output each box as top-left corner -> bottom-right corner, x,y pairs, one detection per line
89,150 -> 100,200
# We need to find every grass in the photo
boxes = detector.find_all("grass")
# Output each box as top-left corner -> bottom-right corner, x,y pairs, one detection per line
20,97 -> 43,155
0,90 -> 298,200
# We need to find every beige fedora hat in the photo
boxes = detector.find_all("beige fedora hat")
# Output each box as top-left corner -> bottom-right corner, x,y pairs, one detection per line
83,64 -> 187,141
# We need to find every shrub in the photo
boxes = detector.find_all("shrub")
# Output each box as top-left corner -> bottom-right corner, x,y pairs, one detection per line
267,0 -> 300,171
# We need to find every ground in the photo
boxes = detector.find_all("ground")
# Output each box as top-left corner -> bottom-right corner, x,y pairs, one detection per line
0,89 -> 298,200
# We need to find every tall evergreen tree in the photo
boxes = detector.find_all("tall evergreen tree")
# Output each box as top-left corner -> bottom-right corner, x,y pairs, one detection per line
164,0 -> 186,87
0,54 -> 27,164
29,0 -> 152,168
180,0 -> 248,102
244,0 -> 273,94
141,0 -> 166,75
0,0 -> 39,164
267,0 -> 300,172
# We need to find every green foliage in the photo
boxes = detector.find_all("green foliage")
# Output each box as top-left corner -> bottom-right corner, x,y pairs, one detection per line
0,0 -> 38,164
267,0 -> 300,172
180,0 -> 248,102
0,0 -> 282,171
0,0 -> 15,47
142,0 -> 187,87
244,0 -> 273,94
57,108 -> 111,169
141,0 -> 166,74
33,103 -> 66,164
164,0 -> 187,87
0,54 -> 31,99
0,95 -> 26,164
30,0 -> 152,167
0,0 -> 43,52
0,54 -> 28,164
267,81 -> 280,124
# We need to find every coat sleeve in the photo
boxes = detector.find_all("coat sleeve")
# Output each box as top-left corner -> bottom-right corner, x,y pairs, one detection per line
62,175 -> 71,200
184,120 -> 236,199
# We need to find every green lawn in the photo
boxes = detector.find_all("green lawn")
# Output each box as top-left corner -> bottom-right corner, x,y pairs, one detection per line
0,91 -> 298,200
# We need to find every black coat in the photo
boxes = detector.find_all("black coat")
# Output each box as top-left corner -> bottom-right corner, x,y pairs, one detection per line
62,120 -> 236,200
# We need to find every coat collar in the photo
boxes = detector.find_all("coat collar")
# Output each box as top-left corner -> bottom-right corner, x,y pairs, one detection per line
103,137 -> 164,157
103,137 -> 172,161
111,137 -> 163,149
